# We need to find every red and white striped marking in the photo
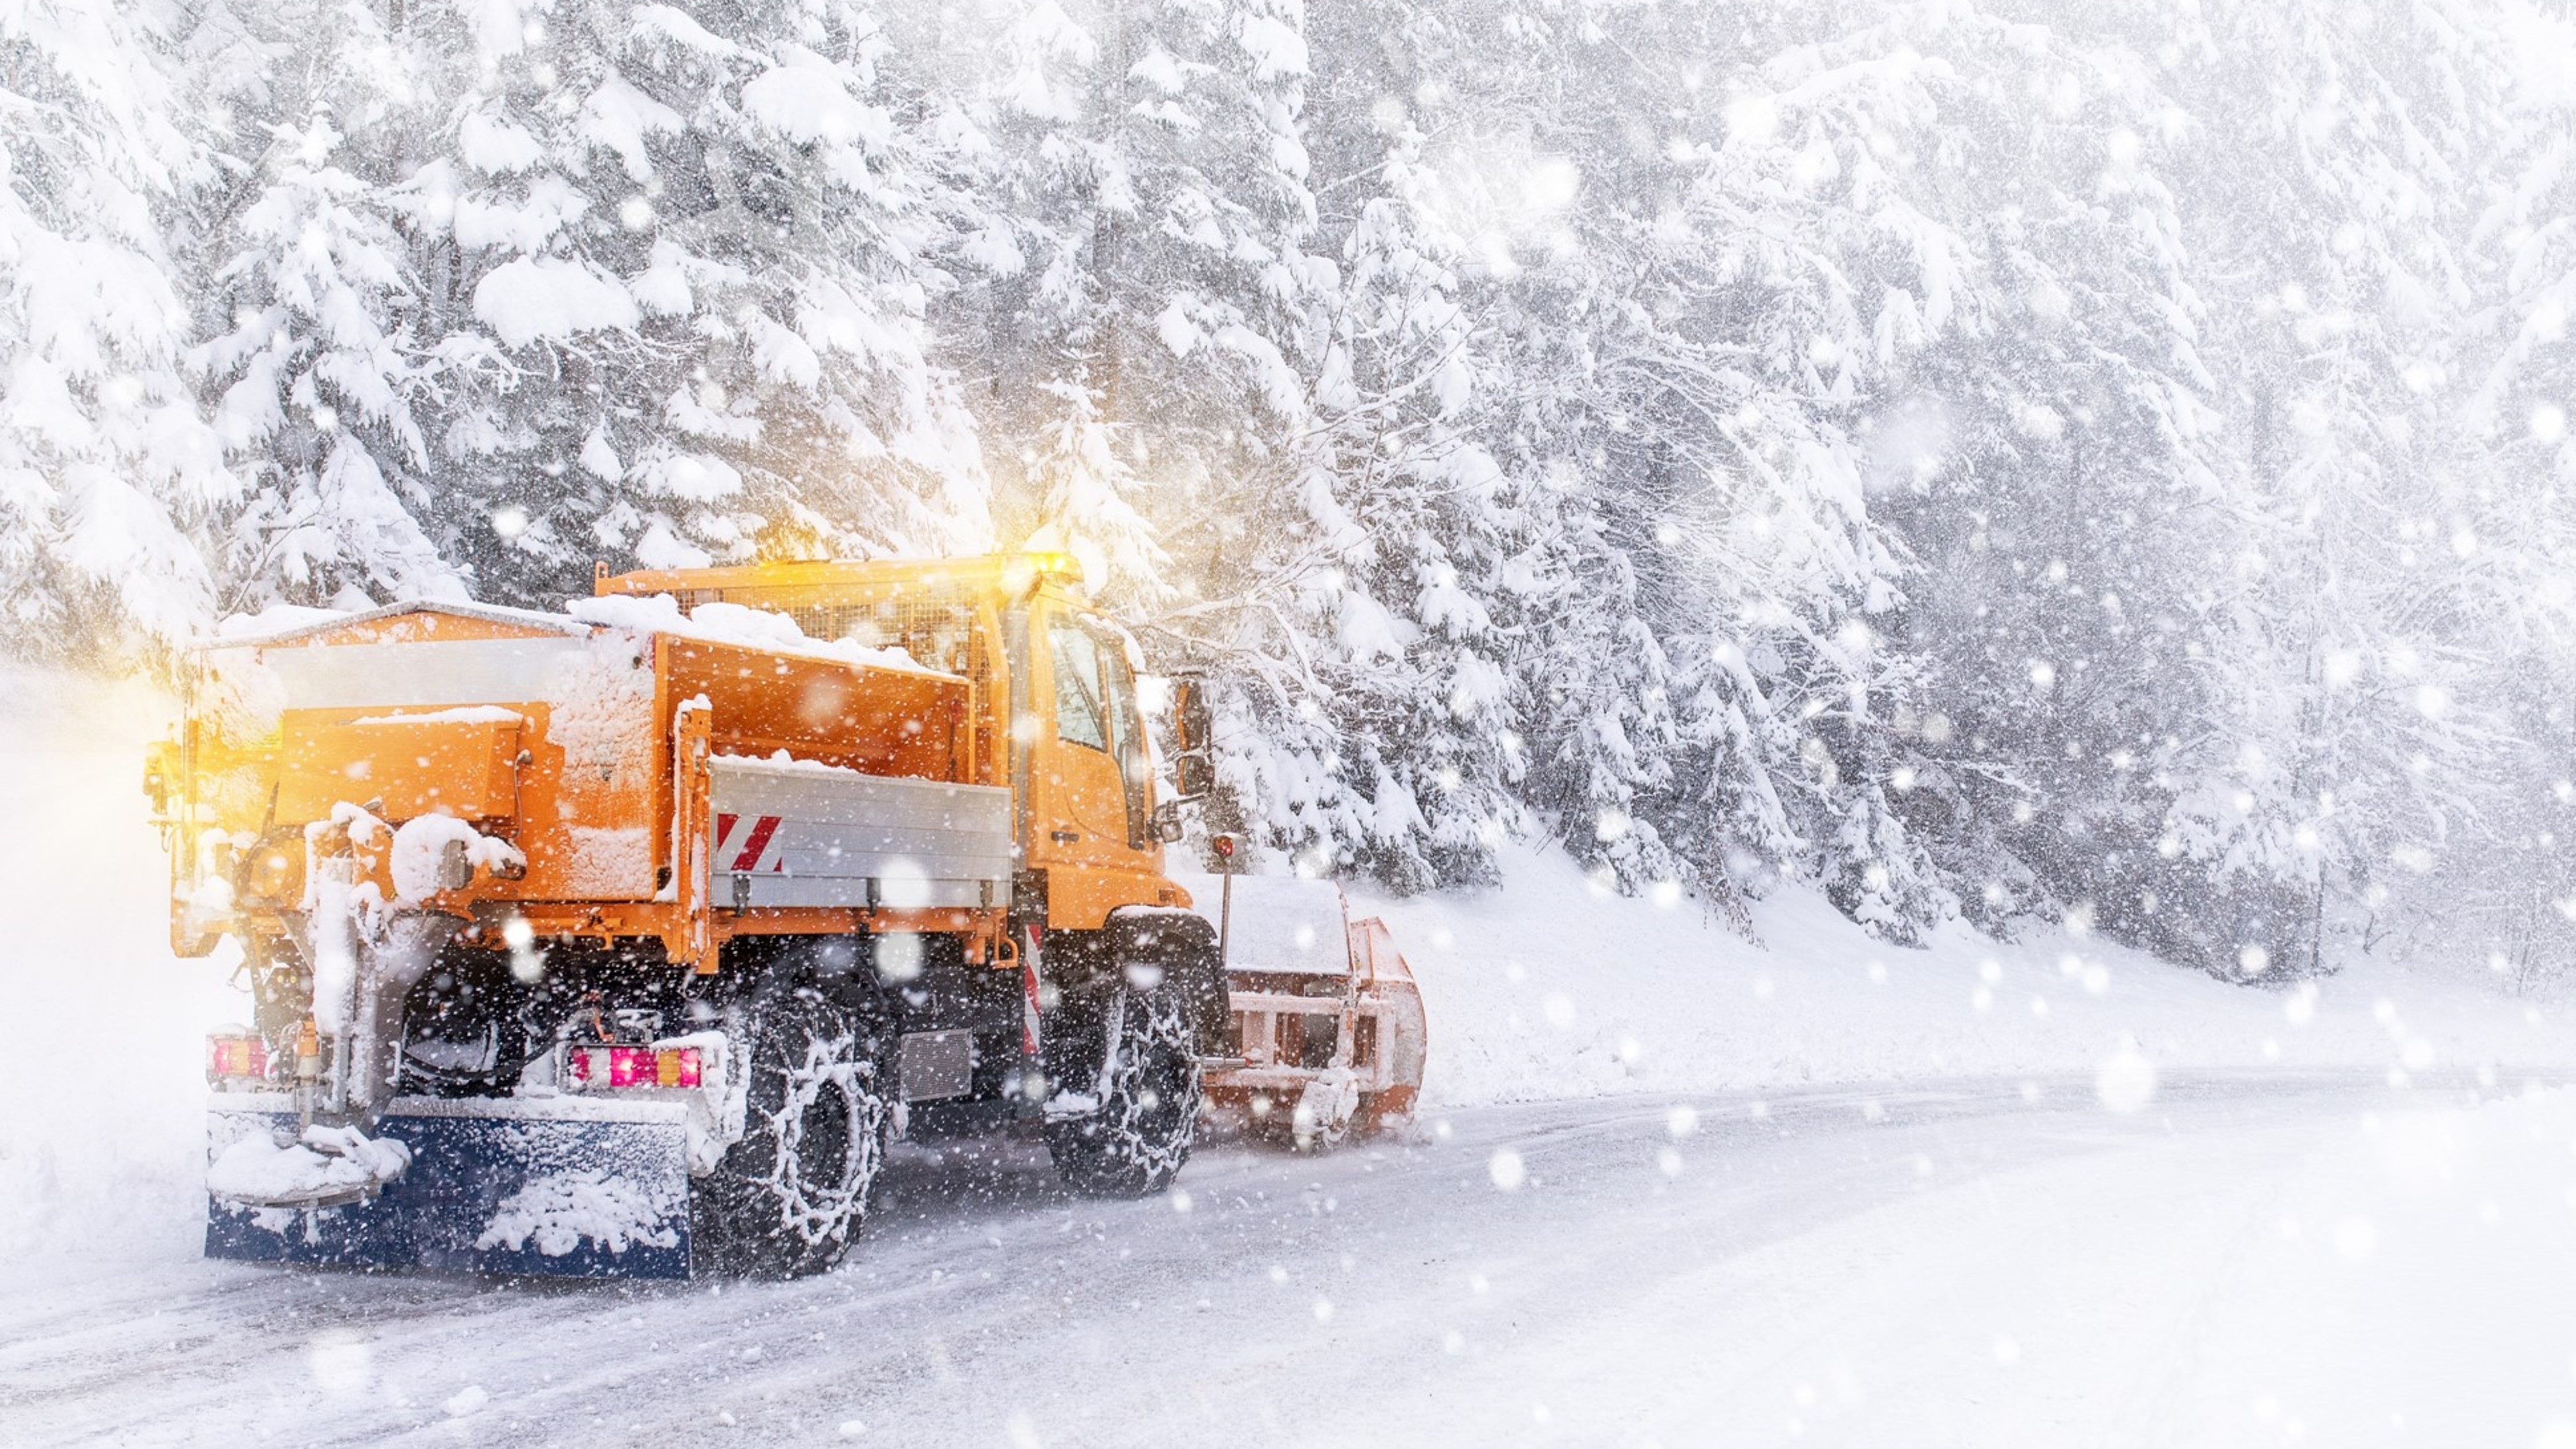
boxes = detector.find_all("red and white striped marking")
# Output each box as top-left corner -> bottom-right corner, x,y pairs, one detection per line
712,813 -> 787,873
1022,927 -> 1044,1056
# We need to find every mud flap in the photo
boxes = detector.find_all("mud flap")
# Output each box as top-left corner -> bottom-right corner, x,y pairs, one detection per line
205,1095 -> 696,1279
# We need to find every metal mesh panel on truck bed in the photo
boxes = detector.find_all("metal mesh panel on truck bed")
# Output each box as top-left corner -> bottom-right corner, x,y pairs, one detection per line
797,597 -> 985,681
674,587 -> 986,683
673,584 -> 1001,787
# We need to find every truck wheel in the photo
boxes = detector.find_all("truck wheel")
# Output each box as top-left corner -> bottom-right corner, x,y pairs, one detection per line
692,985 -> 894,1277
1040,979 -> 1200,1196
1043,984 -> 1202,1196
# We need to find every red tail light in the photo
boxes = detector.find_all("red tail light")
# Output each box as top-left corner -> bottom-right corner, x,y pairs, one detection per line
567,1045 -> 701,1090
207,1033 -> 269,1083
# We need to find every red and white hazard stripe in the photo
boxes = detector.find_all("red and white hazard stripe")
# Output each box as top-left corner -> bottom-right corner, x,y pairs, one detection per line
711,813 -> 787,873
1022,926 -> 1044,1056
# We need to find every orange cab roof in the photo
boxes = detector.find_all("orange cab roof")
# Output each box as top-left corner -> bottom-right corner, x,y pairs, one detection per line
598,551 -> 1087,602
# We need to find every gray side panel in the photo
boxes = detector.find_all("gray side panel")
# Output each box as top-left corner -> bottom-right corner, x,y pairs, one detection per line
708,759 -> 1012,910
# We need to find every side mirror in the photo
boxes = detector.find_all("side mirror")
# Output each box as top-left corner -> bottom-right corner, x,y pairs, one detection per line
1169,673 -> 1214,801
143,740 -> 177,818
1171,674 -> 1212,756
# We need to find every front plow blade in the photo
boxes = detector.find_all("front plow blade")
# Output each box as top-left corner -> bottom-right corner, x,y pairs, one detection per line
205,1095 -> 695,1279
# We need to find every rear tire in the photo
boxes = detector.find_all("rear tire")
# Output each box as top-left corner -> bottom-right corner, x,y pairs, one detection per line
1043,984 -> 1201,1196
691,984 -> 894,1277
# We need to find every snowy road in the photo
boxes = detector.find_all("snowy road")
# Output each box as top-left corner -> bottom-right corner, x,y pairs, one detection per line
13,1069 -> 2576,1448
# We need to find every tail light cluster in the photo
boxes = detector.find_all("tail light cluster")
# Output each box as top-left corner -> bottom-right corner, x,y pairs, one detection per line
207,1032 -> 270,1084
210,1032 -> 705,1092
566,1045 -> 702,1090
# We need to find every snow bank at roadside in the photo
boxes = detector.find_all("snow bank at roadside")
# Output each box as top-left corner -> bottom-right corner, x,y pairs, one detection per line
1652,1081 -> 2576,1446
2132,1084 -> 2576,1444
1350,843 -> 2576,1111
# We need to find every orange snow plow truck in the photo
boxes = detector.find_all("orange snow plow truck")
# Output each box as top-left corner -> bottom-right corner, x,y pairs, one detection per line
149,553 -> 1423,1278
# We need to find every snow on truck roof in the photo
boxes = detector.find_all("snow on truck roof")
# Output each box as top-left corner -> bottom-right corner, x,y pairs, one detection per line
210,598 -> 591,645
204,596 -> 953,679
598,549 -> 1089,601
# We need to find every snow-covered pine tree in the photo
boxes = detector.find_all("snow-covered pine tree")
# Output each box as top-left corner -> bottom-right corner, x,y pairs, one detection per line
188,0 -> 465,618
1300,192 -> 1529,893
1807,2 -> 2245,952
2156,0 -> 2538,975
937,0 -> 1321,611
1331,0 -> 1957,933
0,0 -> 231,655
196,0 -> 988,618
1156,3 -> 1545,892
429,0 -> 989,604
1601,4 -> 1972,938
2424,1 -> 2576,986
926,0 -> 1358,872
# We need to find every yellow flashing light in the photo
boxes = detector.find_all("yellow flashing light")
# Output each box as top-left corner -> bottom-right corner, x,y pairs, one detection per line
1027,551 -> 1084,585
1002,550 -> 1085,598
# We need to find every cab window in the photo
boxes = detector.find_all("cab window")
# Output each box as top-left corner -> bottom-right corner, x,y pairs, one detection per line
1049,618 -> 1108,751
1098,631 -> 1152,848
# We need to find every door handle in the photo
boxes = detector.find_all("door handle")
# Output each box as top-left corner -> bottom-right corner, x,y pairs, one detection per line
1050,829 -> 1081,844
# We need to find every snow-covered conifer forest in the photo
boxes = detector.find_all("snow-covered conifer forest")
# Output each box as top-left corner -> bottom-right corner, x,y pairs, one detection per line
8,0 -> 2576,981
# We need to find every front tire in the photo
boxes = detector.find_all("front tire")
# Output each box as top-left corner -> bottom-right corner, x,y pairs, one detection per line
1043,984 -> 1202,1196
692,984 -> 894,1277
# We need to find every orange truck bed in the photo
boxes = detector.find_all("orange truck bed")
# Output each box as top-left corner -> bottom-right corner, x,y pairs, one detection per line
163,597 -> 1013,971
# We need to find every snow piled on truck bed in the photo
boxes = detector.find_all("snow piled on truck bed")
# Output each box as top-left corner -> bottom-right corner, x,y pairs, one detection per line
566,593 -> 940,675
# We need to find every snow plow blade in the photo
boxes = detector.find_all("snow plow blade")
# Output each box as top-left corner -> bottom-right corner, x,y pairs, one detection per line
205,1095 -> 694,1279
1172,873 -> 1429,1147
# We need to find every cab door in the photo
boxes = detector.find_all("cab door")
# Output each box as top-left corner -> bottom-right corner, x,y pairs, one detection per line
1025,600 -> 1166,926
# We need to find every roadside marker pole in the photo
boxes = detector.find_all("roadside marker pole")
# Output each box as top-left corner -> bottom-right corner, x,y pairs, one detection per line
1214,834 -> 1236,973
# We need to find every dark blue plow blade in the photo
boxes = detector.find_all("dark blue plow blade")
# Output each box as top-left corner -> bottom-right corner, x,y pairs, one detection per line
205,1096 -> 696,1279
